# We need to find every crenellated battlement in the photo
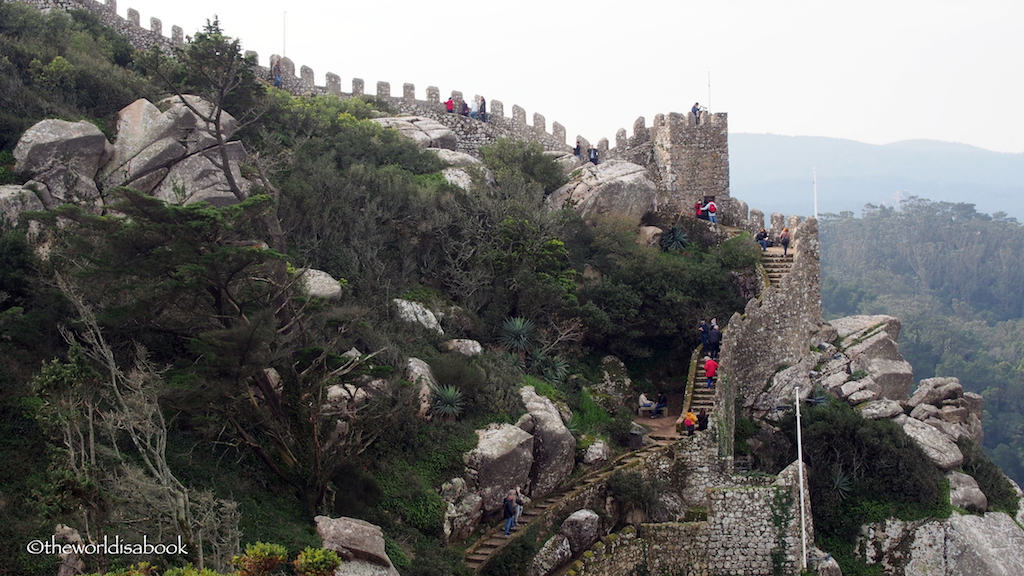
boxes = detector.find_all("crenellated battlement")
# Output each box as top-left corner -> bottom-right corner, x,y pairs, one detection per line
16,0 -> 183,54
13,0 -> 721,158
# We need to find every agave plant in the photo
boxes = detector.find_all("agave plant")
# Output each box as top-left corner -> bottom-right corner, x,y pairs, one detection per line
831,467 -> 853,500
431,384 -> 465,421
498,316 -> 535,354
660,226 -> 689,253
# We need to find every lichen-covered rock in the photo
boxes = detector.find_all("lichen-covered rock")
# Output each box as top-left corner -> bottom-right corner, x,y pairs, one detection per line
585,356 -> 633,415
404,358 -> 438,418
298,268 -> 343,299
372,116 -> 456,149
948,471 -> 987,512
861,513 -> 1024,576
559,509 -> 601,555
901,417 -> 964,470
849,357 -> 913,400
908,376 -> 963,408
636,226 -> 663,248
857,399 -> 903,420
315,516 -> 399,576
0,185 -> 45,225
14,119 -> 110,180
152,142 -> 249,206
582,439 -> 611,469
441,339 -> 482,356
392,298 -> 443,335
525,534 -> 571,576
520,386 -> 575,497
547,160 -> 658,223
464,424 -> 534,514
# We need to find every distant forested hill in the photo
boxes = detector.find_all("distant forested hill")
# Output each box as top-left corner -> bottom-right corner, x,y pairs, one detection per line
731,133 -> 1024,221
820,198 -> 1024,485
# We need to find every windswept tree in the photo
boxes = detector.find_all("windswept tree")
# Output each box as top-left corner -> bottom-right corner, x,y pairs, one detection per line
29,188 -> 399,513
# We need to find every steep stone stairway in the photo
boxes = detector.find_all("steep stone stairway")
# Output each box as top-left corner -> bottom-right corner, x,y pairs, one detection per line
761,248 -> 794,286
462,438 -> 675,572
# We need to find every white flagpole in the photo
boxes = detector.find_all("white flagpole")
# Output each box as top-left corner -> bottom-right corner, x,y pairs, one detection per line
813,168 -> 818,219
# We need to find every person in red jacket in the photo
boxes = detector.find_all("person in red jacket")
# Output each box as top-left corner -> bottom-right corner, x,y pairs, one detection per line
445,97 -> 454,113
704,356 -> 719,389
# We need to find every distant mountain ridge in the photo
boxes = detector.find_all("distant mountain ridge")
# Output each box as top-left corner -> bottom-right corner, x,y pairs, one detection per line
729,133 -> 1024,221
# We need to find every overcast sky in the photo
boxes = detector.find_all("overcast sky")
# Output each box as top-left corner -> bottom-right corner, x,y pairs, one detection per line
129,0 -> 1024,154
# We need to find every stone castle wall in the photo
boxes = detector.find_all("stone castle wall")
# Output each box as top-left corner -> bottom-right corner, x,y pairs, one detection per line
652,111 -> 731,217
17,0 -> 182,53
568,466 -> 808,576
720,217 -> 824,426
13,0 -> 733,180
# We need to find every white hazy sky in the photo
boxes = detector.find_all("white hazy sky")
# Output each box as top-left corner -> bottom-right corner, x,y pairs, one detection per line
125,0 -> 1024,154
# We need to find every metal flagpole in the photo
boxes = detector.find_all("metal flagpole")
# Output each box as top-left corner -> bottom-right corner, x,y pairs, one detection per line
796,386 -> 807,571
813,168 -> 818,219
707,71 -> 712,111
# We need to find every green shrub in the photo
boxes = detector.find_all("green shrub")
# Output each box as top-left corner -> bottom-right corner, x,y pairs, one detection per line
232,542 -> 287,576
957,436 -> 1020,516
782,400 -> 950,573
292,547 -> 341,576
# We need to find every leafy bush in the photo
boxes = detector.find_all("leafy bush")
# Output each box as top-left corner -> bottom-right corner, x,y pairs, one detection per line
957,436 -> 1020,516
782,399 -> 950,573
292,547 -> 341,576
480,138 -> 566,195
232,542 -> 287,576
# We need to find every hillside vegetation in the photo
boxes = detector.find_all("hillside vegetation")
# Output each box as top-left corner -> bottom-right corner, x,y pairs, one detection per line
0,7 -> 757,576
821,198 -> 1024,485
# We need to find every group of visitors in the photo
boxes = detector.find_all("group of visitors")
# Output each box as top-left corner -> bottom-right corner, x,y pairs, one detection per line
755,227 -> 792,256
681,408 -> 709,435
502,487 -> 525,537
638,391 -> 669,418
573,141 -> 599,165
694,198 -> 718,224
445,95 -> 487,122
698,319 -> 722,359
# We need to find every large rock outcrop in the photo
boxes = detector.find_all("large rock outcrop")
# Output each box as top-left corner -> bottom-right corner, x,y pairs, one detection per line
464,423 -> 534,514
14,119 -> 111,208
858,513 -> 1024,575
547,160 -> 658,223
315,516 -> 400,576
519,386 -> 575,497
371,116 -> 456,150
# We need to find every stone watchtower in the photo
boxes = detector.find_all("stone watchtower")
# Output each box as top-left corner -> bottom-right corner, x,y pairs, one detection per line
652,111 -> 729,219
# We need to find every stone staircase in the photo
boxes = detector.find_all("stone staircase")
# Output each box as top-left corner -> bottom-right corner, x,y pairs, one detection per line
462,438 -> 676,572
761,249 -> 794,286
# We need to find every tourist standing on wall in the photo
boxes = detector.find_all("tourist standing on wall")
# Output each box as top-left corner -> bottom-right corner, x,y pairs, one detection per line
780,227 -> 791,257
445,97 -> 454,113
460,99 -> 470,116
702,199 -> 718,224
574,141 -> 581,158
272,60 -> 282,88
692,102 -> 701,125
469,97 -> 479,120
707,324 -> 722,359
588,146 -> 598,165
480,96 -> 487,122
